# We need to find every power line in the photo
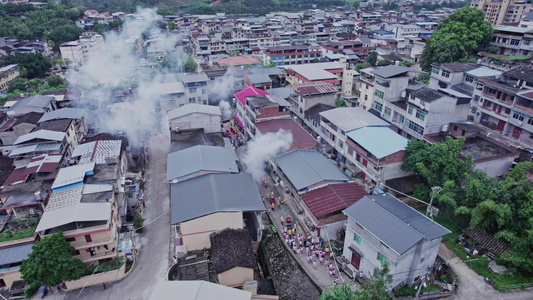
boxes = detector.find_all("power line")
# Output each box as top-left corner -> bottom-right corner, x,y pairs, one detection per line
379,183 -> 429,205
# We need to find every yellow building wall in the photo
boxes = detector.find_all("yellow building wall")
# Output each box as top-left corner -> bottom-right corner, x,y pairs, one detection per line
218,267 -> 254,287
181,212 -> 243,251
0,269 -> 22,290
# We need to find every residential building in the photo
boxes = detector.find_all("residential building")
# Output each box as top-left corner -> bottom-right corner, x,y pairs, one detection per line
166,145 -> 238,182
181,73 -> 209,105
254,119 -> 316,152
170,173 -> 264,253
0,112 -> 43,146
318,107 -> 389,163
320,40 -> 375,60
35,163 -> 122,265
489,25 -> 533,56
167,104 -> 222,133
262,45 -> 322,66
37,108 -> 87,148
234,87 -> 291,138
470,0 -> 531,26
6,95 -> 56,118
289,82 -> 338,120
285,61 -> 354,96
0,64 -> 19,94
59,32 -> 104,64
384,24 -> 421,39
342,193 -> 450,290
345,126 -> 410,184
9,130 -> 67,168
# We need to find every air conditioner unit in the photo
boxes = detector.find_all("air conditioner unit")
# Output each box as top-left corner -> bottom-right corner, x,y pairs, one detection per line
518,121 -> 523,126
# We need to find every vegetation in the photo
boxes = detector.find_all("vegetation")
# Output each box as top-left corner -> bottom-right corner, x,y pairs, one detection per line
166,22 -> 178,31
356,62 -> 371,71
184,56 -> 197,73
400,61 -> 412,67
377,59 -> 391,66
0,218 -> 38,242
2,53 -> 52,79
366,51 -> 378,67
134,215 -> 145,233
181,0 -> 345,15
410,1 -> 470,14
0,3 -> 84,50
20,232 -> 85,297
420,7 -> 493,70
402,136 -> 533,277
319,262 -> 393,299
85,257 -> 124,275
335,98 -> 347,107
68,0 -> 160,13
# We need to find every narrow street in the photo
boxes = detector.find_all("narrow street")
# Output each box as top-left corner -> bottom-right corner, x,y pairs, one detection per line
44,132 -> 172,300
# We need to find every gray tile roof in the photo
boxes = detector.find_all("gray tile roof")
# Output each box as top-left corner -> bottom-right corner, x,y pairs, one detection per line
38,108 -> 85,123
320,107 -> 389,132
343,193 -> 450,255
409,87 -> 446,103
166,145 -> 238,181
274,150 -> 348,191
170,173 -> 264,225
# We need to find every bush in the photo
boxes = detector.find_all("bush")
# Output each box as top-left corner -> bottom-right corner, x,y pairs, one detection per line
134,215 -> 144,233
394,285 -> 416,297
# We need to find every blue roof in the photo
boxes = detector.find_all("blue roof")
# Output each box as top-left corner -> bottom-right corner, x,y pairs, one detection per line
347,127 -> 408,159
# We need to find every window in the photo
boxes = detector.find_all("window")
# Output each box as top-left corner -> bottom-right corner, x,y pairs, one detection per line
354,233 -> 362,244
202,89 -> 206,94
528,118 -> 533,126
377,252 -> 387,264
85,235 -> 92,242
66,237 -> 76,242
189,97 -> 195,103
510,39 -> 520,46
366,84 -> 369,89
189,87 -> 197,93
407,105 -> 413,114
487,88 -> 497,94
415,109 -> 425,121
373,101 -> 383,112
441,70 -> 450,78
339,140 -> 344,148
384,107 -> 391,116
513,112 -> 525,121
203,100 -> 207,105
465,76 -> 474,83
431,67 -> 439,74
406,119 -> 424,135
168,100 -> 175,106
374,90 -> 384,99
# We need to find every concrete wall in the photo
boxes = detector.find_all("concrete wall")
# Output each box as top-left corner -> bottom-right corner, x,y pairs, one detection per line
0,268 -> 22,290
170,113 -> 221,134
382,161 -> 411,181
180,212 -> 243,252
474,156 -> 517,178
218,267 -> 254,287
64,261 -> 126,291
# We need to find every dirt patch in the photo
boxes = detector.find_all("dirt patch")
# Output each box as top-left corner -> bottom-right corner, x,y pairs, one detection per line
261,234 -> 321,300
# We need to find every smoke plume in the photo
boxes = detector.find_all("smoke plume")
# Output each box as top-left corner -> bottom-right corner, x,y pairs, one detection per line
67,7 -> 183,147
242,129 -> 293,182
218,100 -> 232,120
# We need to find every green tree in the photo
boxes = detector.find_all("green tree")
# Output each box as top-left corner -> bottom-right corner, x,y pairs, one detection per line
20,232 -> 85,295
366,51 -> 378,66
312,58 -> 320,63
356,262 -> 393,300
356,62 -> 371,71
184,56 -> 197,73
157,7 -> 174,16
8,77 -> 27,93
47,76 -> 65,87
167,22 -> 177,31
335,98 -> 347,107
2,53 -> 51,79
46,24 -> 84,50
377,59 -> 391,66
399,61 -> 412,67
420,7 -> 492,70
134,215 -> 145,233
320,283 -> 356,300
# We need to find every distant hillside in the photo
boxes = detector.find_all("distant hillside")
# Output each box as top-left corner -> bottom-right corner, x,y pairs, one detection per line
69,0 -> 160,13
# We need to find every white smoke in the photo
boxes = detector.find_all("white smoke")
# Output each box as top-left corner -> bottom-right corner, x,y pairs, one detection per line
242,129 -> 293,182
218,100 -> 232,120
206,66 -> 238,104
66,7 -> 183,147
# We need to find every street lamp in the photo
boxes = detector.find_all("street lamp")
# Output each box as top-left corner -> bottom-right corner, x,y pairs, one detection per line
426,186 -> 442,218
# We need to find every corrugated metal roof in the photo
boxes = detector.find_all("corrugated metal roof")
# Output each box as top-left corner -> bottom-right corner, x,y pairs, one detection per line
7,95 -> 54,111
13,130 -> 65,145
274,150 -> 348,191
343,193 -> 450,255
0,243 -> 33,266
167,103 -> 221,121
155,81 -> 185,96
320,107 -> 389,132
72,140 -> 122,165
170,173 -> 264,225
150,281 -> 252,300
52,163 -> 95,190
466,67 -> 501,78
293,82 -> 337,95
247,73 -> 272,84
38,108 -> 85,123
301,182 -> 367,218
180,73 -> 209,83
370,65 -> 418,79
287,64 -> 340,81
234,87 -> 269,106
166,145 -> 238,181
36,202 -> 111,232
347,127 -> 408,159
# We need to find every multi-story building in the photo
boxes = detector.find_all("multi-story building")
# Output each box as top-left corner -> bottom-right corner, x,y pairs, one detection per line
489,25 -> 533,56
262,45 -> 322,66
470,0 -> 531,26
384,24 -> 421,39
286,61 -> 354,96
0,64 -> 19,94
428,63 -> 479,90
59,32 -> 104,64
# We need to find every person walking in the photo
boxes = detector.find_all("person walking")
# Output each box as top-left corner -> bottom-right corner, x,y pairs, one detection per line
313,261 -> 317,269
102,282 -> 106,290
280,216 -> 284,225
271,203 -> 275,211
277,197 -> 281,208
142,200 -> 146,208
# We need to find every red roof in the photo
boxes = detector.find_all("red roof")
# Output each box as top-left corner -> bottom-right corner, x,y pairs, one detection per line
301,182 -> 367,219
216,56 -> 261,67
2,154 -> 61,186
234,86 -> 269,106
255,119 -> 316,152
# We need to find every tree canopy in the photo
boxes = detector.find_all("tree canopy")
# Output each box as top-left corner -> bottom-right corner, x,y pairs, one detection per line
184,56 -> 197,73
2,53 -> 52,79
366,52 -> 378,66
20,232 -> 85,292
420,7 -> 493,70
402,136 -> 533,273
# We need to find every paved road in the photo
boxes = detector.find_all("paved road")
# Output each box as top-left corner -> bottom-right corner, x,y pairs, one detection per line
42,133 -> 172,300
439,244 -> 533,300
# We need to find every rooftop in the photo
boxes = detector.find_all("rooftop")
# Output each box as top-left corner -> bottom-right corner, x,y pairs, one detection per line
466,67 -> 502,78
0,243 -> 33,266
347,127 -> 408,159
234,86 -> 269,106
320,107 -> 389,132
437,62 -> 478,73
216,56 -> 261,67
3,154 -> 61,186
150,281 -> 252,300
409,87 -> 446,102
461,135 -> 514,161
167,103 -> 221,121
293,82 -> 337,95
370,65 -> 419,79
7,95 -> 54,112
274,150 -> 348,191
300,182 -> 367,219
210,228 -> 256,274
170,173 -> 264,225
37,119 -> 72,132
13,130 -> 65,145
179,73 -> 209,84
255,119 -> 316,152
51,162 -> 95,190
38,108 -> 85,123
246,73 -> 272,84
72,140 -> 122,165
343,193 -> 450,255
286,63 -> 342,81
504,66 -> 533,83
166,145 -> 238,181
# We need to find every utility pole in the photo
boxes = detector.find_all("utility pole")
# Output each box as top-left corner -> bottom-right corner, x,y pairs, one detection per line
426,186 -> 442,218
